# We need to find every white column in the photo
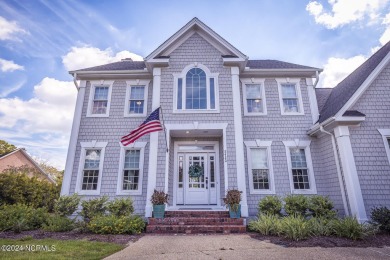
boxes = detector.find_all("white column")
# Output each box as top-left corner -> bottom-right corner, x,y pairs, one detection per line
145,67 -> 161,217
61,81 -> 86,195
230,67 -> 248,217
334,126 -> 367,222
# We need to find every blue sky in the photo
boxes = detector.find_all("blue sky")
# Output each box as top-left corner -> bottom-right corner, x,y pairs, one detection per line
0,0 -> 389,169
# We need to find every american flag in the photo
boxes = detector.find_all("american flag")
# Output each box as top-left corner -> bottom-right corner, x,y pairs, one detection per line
121,108 -> 163,146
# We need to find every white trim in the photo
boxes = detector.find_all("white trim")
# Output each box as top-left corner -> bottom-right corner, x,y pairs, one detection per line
171,141 -> 221,207
116,142 -> 147,195
334,126 -> 367,222
378,129 -> 390,166
244,140 -> 275,194
86,80 -> 114,117
61,81 -> 86,195
75,141 -> 108,195
173,63 -> 220,113
276,78 -> 304,116
306,78 -> 319,123
283,140 -> 317,194
240,78 -> 267,116
145,68 -> 161,217
123,80 -> 150,117
231,67 -> 248,217
335,52 -> 390,120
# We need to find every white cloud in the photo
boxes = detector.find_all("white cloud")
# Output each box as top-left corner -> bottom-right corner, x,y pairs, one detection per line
306,0 -> 388,29
379,12 -> 390,45
0,78 -> 77,168
0,58 -> 24,72
0,16 -> 27,41
0,80 -> 26,98
62,46 -> 143,71
319,55 -> 367,87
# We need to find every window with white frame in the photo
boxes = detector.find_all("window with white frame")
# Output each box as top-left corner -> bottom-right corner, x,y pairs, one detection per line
245,140 -> 274,194
87,81 -> 113,117
276,79 -> 304,115
124,81 -> 149,117
76,141 -> 107,195
117,142 -> 146,195
283,140 -> 316,194
174,64 -> 219,112
378,129 -> 390,165
241,79 -> 266,115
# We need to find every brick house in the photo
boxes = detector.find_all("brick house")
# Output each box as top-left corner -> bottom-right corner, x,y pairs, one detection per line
61,18 -> 390,221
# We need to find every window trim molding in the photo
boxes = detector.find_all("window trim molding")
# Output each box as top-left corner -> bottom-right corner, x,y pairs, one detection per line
86,80 -> 114,117
123,80 -> 150,117
282,140 -> 317,194
378,129 -> 390,165
244,140 -> 275,194
75,141 -> 108,195
276,78 -> 304,116
241,78 -> 267,116
173,63 -> 220,113
116,141 -> 147,195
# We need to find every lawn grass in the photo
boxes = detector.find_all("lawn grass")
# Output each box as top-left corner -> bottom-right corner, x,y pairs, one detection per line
0,238 -> 124,260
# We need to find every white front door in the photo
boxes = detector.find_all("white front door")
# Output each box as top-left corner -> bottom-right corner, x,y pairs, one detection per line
176,150 -> 218,205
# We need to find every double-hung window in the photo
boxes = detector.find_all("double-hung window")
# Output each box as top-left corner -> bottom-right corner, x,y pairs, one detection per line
245,141 -> 274,194
283,140 -> 316,194
241,79 -> 266,115
76,141 -> 107,195
117,142 -> 146,195
378,129 -> 390,165
277,79 -> 304,115
87,81 -> 113,117
174,64 -> 219,112
124,80 -> 149,117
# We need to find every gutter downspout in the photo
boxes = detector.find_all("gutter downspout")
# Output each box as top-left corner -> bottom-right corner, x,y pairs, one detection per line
73,73 -> 79,90
319,126 -> 350,216
313,70 -> 319,88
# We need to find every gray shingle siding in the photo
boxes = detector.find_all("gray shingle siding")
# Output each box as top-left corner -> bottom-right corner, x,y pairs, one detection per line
349,64 -> 390,215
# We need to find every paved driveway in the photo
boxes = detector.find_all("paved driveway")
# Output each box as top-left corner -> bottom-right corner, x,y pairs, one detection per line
105,234 -> 390,260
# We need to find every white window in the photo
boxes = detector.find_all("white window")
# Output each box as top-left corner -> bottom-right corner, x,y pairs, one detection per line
116,142 -> 146,195
378,129 -> 390,165
241,79 -> 267,116
173,64 -> 219,113
276,79 -> 304,115
87,80 -> 113,117
245,140 -> 275,194
124,80 -> 150,117
76,141 -> 107,195
283,140 -> 316,194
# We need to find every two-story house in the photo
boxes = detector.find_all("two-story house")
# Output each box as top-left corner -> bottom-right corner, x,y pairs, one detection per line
61,18 -> 390,221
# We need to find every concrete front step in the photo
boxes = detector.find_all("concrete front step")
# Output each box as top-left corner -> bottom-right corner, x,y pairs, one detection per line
149,217 -> 244,226
146,224 -> 246,234
164,210 -> 229,218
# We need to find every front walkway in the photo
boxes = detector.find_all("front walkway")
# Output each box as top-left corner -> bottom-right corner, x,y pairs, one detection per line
105,234 -> 390,260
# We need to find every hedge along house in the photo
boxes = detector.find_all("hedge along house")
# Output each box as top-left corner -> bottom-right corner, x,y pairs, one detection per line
61,18 -> 390,221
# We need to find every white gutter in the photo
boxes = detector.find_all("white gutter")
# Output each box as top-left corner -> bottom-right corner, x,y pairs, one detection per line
319,126 -> 350,216
72,73 -> 79,90
313,70 -> 319,88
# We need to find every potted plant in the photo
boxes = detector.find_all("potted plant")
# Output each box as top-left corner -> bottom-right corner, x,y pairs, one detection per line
150,189 -> 169,218
223,188 -> 242,218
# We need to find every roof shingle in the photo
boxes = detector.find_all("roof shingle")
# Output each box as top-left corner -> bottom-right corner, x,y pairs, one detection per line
73,60 -> 146,72
247,60 -> 320,70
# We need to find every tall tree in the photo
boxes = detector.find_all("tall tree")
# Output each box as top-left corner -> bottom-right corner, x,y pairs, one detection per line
0,140 -> 16,156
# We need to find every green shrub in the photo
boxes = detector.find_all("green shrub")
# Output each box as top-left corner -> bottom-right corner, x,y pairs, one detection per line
54,194 -> 80,217
88,215 -> 145,234
258,196 -> 282,216
284,195 -> 309,217
80,196 -> 108,223
0,171 -> 59,211
42,214 -> 75,232
370,206 -> 390,234
107,198 -> 134,217
0,204 -> 48,232
248,214 -> 280,235
308,196 -> 337,219
330,217 -> 372,240
308,217 -> 332,236
279,214 -> 312,241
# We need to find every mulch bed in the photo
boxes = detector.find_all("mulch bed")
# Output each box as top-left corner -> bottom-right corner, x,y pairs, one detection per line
249,232 -> 390,248
0,230 -> 142,245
